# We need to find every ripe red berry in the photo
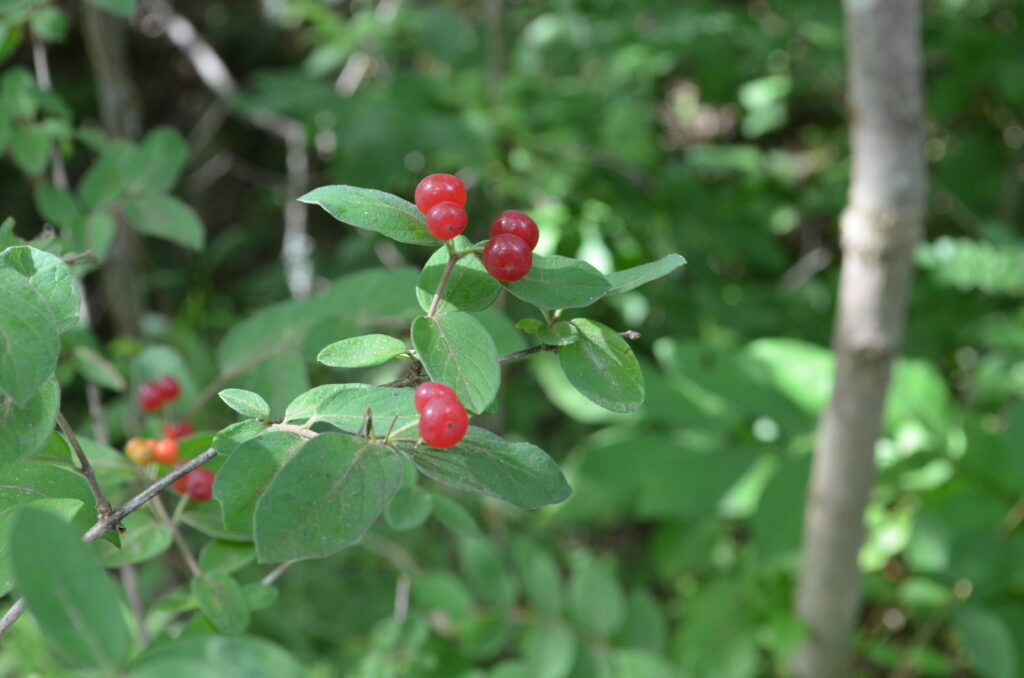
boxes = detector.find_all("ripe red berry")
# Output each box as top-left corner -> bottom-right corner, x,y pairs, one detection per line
154,376 -> 180,402
414,381 -> 458,413
425,201 -> 468,240
415,173 -> 466,214
138,382 -> 164,412
162,421 -> 195,439
483,234 -> 533,282
152,438 -> 180,465
419,397 -> 469,448
490,210 -> 539,250
173,466 -> 215,502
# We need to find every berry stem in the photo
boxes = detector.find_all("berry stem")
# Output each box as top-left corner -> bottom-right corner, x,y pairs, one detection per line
385,420 -> 420,443
150,493 -> 202,577
170,493 -> 191,525
427,245 -> 462,319
498,330 -> 642,363
56,412 -> 115,523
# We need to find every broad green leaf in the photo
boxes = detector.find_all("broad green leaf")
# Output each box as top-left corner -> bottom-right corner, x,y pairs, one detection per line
10,124 -> 49,175
254,434 -> 403,562
459,536 -> 517,609
431,493 -> 481,536
0,377 -> 59,466
416,237 -> 501,313
94,511 -> 171,567
559,319 -> 644,413
0,265 -> 59,406
505,254 -> 610,310
130,635 -> 304,678
512,537 -> 563,616
0,498 -> 84,597
953,607 -> 1017,678
0,246 -> 80,332
218,388 -> 270,420
213,420 -> 270,455
10,507 -> 130,669
135,126 -> 188,192
384,485 -> 433,531
78,142 -> 134,211
522,623 -> 577,678
299,185 -> 435,246
605,254 -> 686,294
191,573 -> 250,635
32,183 -> 80,229
72,346 -> 126,391
198,541 -> 255,575
411,313 -> 500,413
214,431 -> 305,531
397,427 -> 571,509
318,334 -> 407,368
123,193 -> 204,250
569,554 -> 626,638
284,384 -> 416,437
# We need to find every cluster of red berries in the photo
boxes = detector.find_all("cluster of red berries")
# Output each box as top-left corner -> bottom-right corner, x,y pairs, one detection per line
415,381 -> 469,448
414,173 -> 539,282
172,466 -> 215,502
137,376 -> 181,412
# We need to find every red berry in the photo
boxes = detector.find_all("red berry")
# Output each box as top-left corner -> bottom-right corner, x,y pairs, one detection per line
154,376 -> 180,402
162,421 -> 195,439
425,201 -> 468,240
419,397 -> 469,448
152,438 -> 180,465
138,382 -> 164,412
415,173 -> 466,214
414,381 -> 458,413
483,234 -> 533,282
490,210 -> 539,250
172,464 -> 190,494
185,468 -> 215,502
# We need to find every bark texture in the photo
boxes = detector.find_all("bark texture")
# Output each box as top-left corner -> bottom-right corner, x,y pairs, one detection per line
792,1 -> 926,676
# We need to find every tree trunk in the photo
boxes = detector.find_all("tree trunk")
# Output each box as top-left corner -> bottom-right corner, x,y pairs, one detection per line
792,1 -> 926,677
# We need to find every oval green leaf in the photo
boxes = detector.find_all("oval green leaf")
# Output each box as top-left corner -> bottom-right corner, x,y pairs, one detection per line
606,253 -> 686,294
214,431 -> 306,532
411,313 -> 500,413
0,376 -> 59,467
299,185 -> 435,246
505,253 -> 610,310
317,334 -> 407,368
218,388 -> 270,420
559,319 -> 644,413
283,384 -> 417,437
416,237 -> 501,314
191,572 -> 250,635
0,246 -> 81,332
0,264 -> 59,406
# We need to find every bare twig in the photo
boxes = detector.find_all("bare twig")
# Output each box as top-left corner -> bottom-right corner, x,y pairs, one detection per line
497,330 -> 641,363
0,448 -> 218,638
150,494 -> 201,578
56,412 -> 114,521
427,249 -> 460,319
261,561 -> 294,586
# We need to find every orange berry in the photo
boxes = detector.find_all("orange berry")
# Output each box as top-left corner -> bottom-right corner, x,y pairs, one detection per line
124,437 -> 153,466
152,438 -> 180,465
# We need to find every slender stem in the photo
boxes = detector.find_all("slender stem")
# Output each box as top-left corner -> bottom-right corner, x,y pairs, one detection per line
385,420 -> 418,443
120,564 -> 149,647
261,561 -> 294,586
0,448 -> 218,638
56,412 -> 113,519
498,344 -> 557,363
150,494 -> 201,577
170,494 -> 190,525
427,246 -> 460,319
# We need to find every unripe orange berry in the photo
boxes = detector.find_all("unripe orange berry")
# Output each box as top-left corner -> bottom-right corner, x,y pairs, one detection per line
124,437 -> 153,466
152,438 -> 180,465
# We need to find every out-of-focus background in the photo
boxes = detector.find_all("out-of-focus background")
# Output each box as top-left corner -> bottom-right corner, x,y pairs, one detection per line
1,1 -> 1023,676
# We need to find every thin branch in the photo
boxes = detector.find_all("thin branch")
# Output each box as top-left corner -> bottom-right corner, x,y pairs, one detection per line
497,330 -> 641,363
150,494 -> 201,578
261,561 -> 294,586
0,448 -> 218,638
56,412 -> 113,520
120,564 -> 150,647
427,249 -> 460,319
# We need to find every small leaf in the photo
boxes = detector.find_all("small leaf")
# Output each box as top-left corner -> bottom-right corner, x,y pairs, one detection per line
459,536 -> 517,609
559,319 -> 644,413
512,538 -> 563,616
384,485 -> 433,531
431,493 -> 481,536
10,507 -> 131,669
0,264 -> 59,406
10,124 -> 50,175
72,346 -> 126,391
411,313 -> 500,413
213,420 -> 269,455
131,636 -> 304,678
299,185 -> 435,246
191,572 -> 250,635
505,253 -> 610,310
32,184 -> 80,229
284,384 -> 417,437
218,389 -> 270,420
317,334 -> 407,368
123,192 -> 205,250
0,377 -> 59,467
569,554 -> 626,638
416,237 -> 501,313
254,433 -> 403,562
522,622 -> 577,678
397,427 -> 571,509
538,321 -> 578,346
606,254 -> 686,294
136,126 -> 188,192
0,246 -> 80,333
94,511 -> 171,567
198,541 -> 256,576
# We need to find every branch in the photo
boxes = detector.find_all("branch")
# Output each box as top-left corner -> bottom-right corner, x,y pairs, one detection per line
497,330 -> 641,363
261,561 -> 294,586
0,449 -> 218,638
56,412 -> 113,521
150,494 -> 201,578
427,247 -> 460,318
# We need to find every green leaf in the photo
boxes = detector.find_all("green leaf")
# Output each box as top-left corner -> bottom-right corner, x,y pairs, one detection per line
135,126 -> 188,192
218,388 -> 270,420
411,313 -> 500,413
559,319 -> 644,413
512,538 -> 563,616
72,346 -> 126,391
606,254 -> 686,294
397,427 -> 571,509
32,183 -> 80,229
10,507 -> 130,669
431,493 -> 481,536
522,622 -> 577,678
214,431 -> 305,532
94,511 -> 171,567
130,635 -> 305,678
0,377 -> 59,466
284,384 -> 417,437
505,254 -> 610,310
0,264 -> 59,406
123,192 -> 205,250
10,124 -> 49,175
0,459 -> 94,519
191,573 -> 250,635
411,570 -> 476,626
30,6 -> 68,42
213,420 -> 270,455
416,237 -> 501,313
198,541 -> 255,576
299,185 -> 435,246
569,554 -> 626,638
0,497 -> 84,597
384,485 -> 433,531
953,607 -> 1017,678
459,536 -> 517,609
0,246 -> 80,333
317,334 -> 407,368
254,433 -> 403,562
75,211 -> 117,262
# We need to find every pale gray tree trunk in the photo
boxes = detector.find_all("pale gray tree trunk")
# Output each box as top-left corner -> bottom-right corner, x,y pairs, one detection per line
793,1 -> 926,677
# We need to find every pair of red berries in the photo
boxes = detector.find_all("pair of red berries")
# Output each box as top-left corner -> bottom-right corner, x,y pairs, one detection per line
137,376 -> 181,413
172,466 -> 215,502
414,381 -> 469,448
414,173 -> 538,282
